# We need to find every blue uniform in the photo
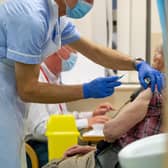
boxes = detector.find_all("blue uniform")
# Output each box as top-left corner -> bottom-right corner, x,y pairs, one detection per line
0,0 -> 80,167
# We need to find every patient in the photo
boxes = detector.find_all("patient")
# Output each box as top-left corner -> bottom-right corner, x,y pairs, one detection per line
26,45 -> 111,168
42,46 -> 164,168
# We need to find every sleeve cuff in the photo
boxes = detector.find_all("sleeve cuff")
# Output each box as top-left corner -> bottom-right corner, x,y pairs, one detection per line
33,121 -> 48,141
61,34 -> 81,45
7,48 -> 42,64
76,119 -> 88,130
78,112 -> 93,119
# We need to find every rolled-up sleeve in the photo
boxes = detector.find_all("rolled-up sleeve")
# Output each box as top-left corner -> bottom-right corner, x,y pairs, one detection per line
6,16 -> 46,64
60,17 -> 81,45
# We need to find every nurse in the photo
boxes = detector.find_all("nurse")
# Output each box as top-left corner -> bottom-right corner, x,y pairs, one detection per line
0,0 -> 164,167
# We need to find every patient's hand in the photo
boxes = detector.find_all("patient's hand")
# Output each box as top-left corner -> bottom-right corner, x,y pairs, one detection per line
64,145 -> 96,157
88,115 -> 110,128
93,102 -> 114,116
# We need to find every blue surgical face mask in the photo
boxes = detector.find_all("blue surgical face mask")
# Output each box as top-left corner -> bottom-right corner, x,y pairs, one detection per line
60,53 -> 78,72
65,0 -> 93,19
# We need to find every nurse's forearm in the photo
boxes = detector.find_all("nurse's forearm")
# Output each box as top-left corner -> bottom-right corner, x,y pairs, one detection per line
70,37 -> 135,70
15,62 -> 83,103
19,82 -> 84,103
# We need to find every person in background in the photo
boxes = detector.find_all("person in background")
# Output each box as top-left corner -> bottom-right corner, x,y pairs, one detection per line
43,47 -> 164,168
0,0 -> 164,167
26,45 -> 112,167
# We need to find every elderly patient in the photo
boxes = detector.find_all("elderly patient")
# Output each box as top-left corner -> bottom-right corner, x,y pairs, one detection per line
42,47 -> 164,168
26,45 -> 111,168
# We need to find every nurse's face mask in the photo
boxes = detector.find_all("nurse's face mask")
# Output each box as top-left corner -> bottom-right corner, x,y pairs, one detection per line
64,0 -> 94,19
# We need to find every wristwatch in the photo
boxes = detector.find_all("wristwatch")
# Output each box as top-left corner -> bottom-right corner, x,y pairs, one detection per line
132,57 -> 144,70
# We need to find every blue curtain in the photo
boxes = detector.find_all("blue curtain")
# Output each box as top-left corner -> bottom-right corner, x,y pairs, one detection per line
157,0 -> 168,71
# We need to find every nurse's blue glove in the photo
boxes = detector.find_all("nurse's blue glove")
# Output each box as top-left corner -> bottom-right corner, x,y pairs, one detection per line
83,76 -> 121,99
136,61 -> 164,93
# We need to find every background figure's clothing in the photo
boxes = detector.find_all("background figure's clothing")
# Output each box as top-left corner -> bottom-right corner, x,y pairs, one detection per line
118,91 -> 162,147
0,0 -> 80,167
27,63 -> 93,141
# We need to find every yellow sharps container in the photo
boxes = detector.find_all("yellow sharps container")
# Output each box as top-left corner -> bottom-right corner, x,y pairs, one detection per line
45,114 -> 80,161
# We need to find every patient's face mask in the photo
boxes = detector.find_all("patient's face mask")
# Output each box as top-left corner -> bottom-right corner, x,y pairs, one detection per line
65,0 -> 93,19
59,52 -> 78,71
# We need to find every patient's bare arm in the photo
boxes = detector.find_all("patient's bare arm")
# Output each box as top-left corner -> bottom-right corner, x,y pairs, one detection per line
103,88 -> 152,142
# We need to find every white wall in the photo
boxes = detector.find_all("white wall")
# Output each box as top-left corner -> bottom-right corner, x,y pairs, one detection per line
61,53 -> 105,84
151,1 -> 161,33
117,0 -> 146,58
62,0 -> 107,84
117,0 -> 147,83
117,0 -> 131,55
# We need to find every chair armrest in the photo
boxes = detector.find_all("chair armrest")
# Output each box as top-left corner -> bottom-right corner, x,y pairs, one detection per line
25,143 -> 39,168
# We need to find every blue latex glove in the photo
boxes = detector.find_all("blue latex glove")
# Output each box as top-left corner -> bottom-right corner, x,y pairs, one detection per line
83,76 -> 121,99
136,61 -> 164,92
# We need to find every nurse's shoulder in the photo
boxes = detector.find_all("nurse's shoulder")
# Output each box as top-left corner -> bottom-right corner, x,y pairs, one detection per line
1,0 -> 50,64
0,0 -> 49,31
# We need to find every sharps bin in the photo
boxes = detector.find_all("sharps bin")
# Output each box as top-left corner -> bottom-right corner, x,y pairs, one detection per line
45,114 -> 80,160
